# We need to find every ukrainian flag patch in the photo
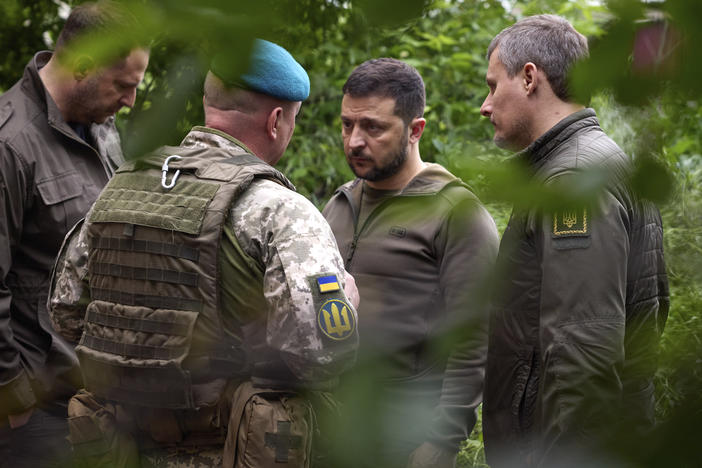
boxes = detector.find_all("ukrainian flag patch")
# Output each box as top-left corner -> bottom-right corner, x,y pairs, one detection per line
318,299 -> 355,341
316,274 -> 340,293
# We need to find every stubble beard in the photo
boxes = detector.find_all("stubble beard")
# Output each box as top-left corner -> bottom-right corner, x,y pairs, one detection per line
494,114 -> 531,152
348,130 -> 409,182
68,76 -> 108,124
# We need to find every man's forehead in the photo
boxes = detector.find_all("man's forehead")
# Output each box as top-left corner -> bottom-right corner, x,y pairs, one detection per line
341,94 -> 397,118
487,50 -> 503,71
486,51 -> 510,81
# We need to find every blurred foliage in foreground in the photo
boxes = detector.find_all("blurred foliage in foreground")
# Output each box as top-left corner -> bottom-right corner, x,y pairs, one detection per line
1,0 -> 700,466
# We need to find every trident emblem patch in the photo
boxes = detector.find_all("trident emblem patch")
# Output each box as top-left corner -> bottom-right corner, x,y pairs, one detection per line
562,210 -> 578,228
553,208 -> 589,236
318,299 -> 355,341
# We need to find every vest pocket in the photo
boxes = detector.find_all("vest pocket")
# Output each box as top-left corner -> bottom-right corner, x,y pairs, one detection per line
76,300 -> 200,409
67,389 -> 140,468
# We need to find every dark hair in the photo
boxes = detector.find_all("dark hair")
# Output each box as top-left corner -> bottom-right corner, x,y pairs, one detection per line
342,58 -> 425,124
55,0 -> 142,58
487,14 -> 588,101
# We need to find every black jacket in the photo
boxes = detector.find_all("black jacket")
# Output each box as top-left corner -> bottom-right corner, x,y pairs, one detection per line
483,109 -> 669,467
0,52 -> 123,416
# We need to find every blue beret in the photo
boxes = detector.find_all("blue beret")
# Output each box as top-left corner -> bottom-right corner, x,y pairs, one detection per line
211,39 -> 310,102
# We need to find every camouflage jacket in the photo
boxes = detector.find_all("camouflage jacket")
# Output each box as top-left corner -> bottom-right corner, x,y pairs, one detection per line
49,126 -> 358,388
0,51 -> 123,417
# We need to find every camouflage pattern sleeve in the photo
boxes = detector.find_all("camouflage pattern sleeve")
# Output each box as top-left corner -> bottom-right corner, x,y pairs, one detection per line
230,179 -> 359,382
48,219 -> 91,345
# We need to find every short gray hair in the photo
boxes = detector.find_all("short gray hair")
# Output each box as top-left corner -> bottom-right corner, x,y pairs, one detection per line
487,14 -> 588,101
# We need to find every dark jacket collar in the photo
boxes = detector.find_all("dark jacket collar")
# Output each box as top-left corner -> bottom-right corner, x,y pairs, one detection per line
337,162 -> 464,210
517,108 -> 598,170
22,51 -> 96,140
21,51 -> 52,115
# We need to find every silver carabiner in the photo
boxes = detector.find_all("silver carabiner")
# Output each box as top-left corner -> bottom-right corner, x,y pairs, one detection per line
161,155 -> 182,190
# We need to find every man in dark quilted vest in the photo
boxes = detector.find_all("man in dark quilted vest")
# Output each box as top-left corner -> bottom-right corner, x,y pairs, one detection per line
48,39 -> 359,467
0,2 -> 148,466
479,14 -> 669,468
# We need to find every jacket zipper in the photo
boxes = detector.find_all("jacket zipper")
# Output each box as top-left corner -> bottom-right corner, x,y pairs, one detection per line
339,186 -> 423,270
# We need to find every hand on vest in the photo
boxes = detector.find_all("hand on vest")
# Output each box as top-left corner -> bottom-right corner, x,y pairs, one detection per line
407,441 -> 456,468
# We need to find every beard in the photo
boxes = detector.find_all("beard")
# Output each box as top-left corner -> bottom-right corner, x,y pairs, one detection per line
348,129 -> 409,182
67,76 -> 109,124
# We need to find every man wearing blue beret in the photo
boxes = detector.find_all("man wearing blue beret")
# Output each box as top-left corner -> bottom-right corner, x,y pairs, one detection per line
47,38 -> 359,467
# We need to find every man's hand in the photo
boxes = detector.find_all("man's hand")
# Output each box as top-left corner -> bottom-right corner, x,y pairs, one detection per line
407,441 -> 456,468
343,271 -> 360,309
8,407 -> 34,429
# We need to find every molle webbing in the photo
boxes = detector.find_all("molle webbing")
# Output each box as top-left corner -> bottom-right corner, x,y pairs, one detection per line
91,262 -> 199,287
78,148 -> 286,409
90,173 -> 219,235
85,309 -> 191,336
90,236 -> 199,262
90,287 -> 203,312
81,334 -> 187,360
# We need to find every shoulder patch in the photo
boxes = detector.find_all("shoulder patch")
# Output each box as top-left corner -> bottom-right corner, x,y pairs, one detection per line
553,208 -> 589,237
552,207 -> 591,250
316,274 -> 340,293
317,299 -> 355,341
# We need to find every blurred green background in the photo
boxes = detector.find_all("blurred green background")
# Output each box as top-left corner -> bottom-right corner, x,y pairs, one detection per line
2,0 -> 699,466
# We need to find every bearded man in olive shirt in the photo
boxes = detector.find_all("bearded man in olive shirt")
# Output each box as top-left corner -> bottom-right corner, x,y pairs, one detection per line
324,58 -> 499,468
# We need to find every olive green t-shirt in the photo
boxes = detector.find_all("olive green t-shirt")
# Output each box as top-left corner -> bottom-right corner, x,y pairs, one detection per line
357,182 -> 400,233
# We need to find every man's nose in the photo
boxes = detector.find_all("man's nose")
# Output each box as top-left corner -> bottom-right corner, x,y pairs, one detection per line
348,127 -> 366,149
480,95 -> 492,118
119,87 -> 137,109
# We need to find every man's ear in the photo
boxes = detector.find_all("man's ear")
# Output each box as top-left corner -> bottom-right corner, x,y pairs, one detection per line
73,55 -> 95,81
523,62 -> 538,96
266,107 -> 283,140
408,117 -> 426,144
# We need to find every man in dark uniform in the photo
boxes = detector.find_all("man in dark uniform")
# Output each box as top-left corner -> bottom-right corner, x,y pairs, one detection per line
323,58 -> 499,468
49,39 -> 358,467
0,2 -> 148,466
479,14 -> 669,467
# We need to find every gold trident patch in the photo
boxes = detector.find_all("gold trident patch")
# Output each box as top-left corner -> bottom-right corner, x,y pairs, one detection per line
324,303 -> 351,337
553,207 -> 589,236
562,211 -> 578,228
319,300 -> 355,340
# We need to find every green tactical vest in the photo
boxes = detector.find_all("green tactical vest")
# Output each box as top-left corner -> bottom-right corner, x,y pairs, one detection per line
75,144 -> 293,409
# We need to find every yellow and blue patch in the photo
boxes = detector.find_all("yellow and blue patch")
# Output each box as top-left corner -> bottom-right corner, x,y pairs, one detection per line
316,274 -> 340,293
318,299 -> 355,341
